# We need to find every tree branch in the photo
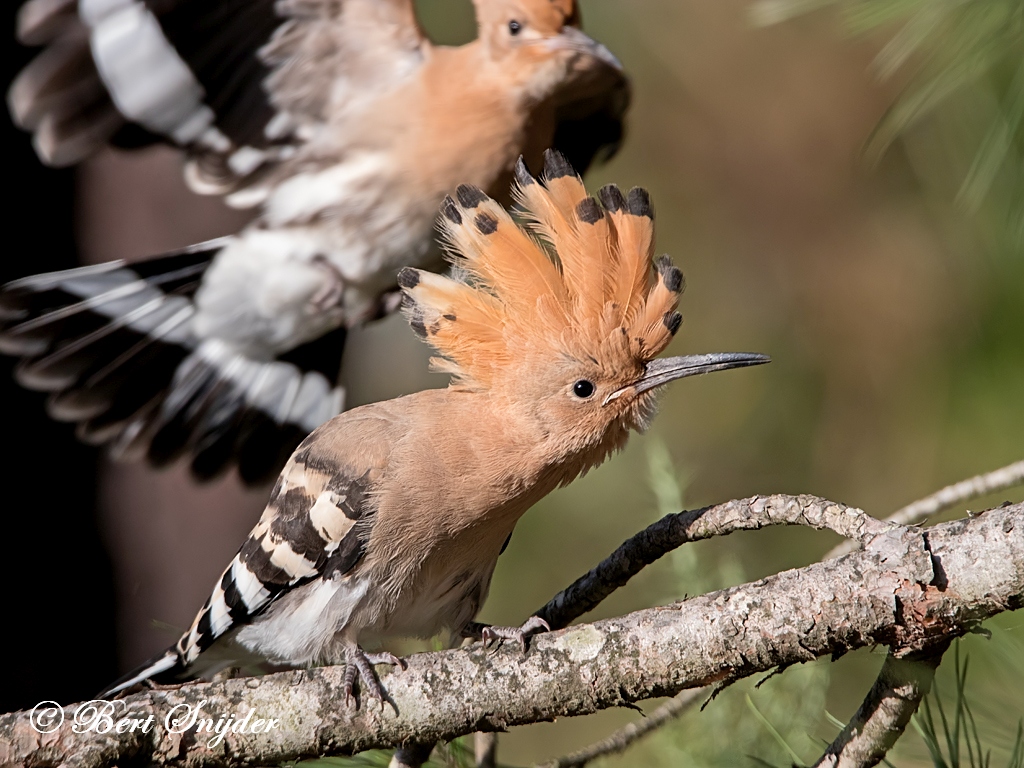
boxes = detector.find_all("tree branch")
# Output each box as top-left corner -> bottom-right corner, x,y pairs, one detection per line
813,649 -> 946,768
536,494 -> 893,630
2,498 -> 1020,768
827,460 -> 1024,560
810,460 -> 1024,766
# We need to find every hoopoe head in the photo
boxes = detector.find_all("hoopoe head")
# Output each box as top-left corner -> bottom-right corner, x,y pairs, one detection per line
472,0 -> 622,103
399,151 -> 768,461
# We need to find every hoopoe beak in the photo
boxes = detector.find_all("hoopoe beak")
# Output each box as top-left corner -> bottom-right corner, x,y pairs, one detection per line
604,353 -> 771,405
547,26 -> 623,72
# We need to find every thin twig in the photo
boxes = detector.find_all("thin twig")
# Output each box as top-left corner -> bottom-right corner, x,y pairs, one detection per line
827,459 -> 1024,559
889,460 -> 1024,527
813,648 -> 947,768
534,688 -> 705,768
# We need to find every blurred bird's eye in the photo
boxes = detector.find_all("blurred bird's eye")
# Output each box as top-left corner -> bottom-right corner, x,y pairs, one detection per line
508,20 -> 522,35
572,380 -> 595,399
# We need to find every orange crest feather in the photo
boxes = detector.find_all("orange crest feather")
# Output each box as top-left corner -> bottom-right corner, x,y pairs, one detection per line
399,151 -> 685,389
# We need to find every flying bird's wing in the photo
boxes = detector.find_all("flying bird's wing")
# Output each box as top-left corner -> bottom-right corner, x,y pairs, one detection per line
4,0 -> 429,483
0,243 -> 349,484
9,0 -> 427,177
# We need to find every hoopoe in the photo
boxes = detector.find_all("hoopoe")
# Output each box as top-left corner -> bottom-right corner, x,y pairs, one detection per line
0,0 -> 628,484
98,152 -> 769,705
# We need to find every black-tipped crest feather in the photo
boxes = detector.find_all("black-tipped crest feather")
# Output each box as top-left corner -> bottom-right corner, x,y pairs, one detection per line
542,148 -> 574,179
626,187 -> 652,218
598,184 -> 626,212
456,184 -> 488,208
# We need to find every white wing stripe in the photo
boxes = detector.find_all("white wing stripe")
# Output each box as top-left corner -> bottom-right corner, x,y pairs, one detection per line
230,558 -> 272,614
82,0 -> 216,143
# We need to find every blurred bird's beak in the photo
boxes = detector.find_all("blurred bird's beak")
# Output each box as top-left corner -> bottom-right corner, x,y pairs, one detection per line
548,26 -> 623,71
604,353 -> 771,405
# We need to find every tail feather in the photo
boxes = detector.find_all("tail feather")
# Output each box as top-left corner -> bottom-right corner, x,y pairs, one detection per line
98,648 -> 182,698
0,241 -> 346,485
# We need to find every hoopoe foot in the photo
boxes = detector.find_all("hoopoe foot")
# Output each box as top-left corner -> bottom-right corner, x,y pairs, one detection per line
342,647 -> 406,708
465,616 -> 551,652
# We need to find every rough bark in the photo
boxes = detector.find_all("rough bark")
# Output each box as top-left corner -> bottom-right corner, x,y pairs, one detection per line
1,499 -> 1021,768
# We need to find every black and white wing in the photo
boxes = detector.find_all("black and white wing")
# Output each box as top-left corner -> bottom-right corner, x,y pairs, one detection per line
0,244 -> 347,484
9,0 -> 426,184
4,0 -> 429,484
99,415 -> 392,696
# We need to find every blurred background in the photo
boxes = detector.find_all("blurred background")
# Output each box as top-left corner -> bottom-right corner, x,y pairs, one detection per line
2,0 -> 1022,765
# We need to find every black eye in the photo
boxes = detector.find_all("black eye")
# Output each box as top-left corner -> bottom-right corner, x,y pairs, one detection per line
508,19 -> 522,35
573,380 -> 595,399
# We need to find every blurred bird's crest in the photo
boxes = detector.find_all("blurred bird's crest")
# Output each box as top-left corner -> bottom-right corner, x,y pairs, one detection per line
399,150 -> 685,390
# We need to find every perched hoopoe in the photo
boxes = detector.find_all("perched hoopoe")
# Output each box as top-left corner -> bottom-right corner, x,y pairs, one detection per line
98,153 -> 769,704
0,0 -> 628,484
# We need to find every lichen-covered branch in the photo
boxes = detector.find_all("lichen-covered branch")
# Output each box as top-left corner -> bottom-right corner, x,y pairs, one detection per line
2,499 -> 1020,768
812,460 -> 1024,766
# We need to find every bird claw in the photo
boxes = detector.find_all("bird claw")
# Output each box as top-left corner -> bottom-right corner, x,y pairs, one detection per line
477,615 -> 551,653
342,647 -> 405,709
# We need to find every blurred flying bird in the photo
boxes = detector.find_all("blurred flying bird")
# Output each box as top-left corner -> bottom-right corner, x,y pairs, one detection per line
98,154 -> 769,709
0,0 -> 629,484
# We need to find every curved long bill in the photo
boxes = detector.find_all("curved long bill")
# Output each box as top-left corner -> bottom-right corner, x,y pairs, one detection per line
604,353 -> 771,405
547,26 -> 623,71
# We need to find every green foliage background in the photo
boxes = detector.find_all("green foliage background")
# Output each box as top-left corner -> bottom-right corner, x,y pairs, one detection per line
334,1 -> 1024,764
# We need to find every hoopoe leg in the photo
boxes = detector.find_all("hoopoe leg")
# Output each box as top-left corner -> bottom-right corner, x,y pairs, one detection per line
462,615 -> 551,652
342,645 -> 406,707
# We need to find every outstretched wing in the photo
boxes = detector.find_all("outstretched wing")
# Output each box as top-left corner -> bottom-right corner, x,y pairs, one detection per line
9,0 -> 427,181
0,244 -> 348,485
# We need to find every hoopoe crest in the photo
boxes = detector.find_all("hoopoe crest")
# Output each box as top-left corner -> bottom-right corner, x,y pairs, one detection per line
399,151 -> 763,464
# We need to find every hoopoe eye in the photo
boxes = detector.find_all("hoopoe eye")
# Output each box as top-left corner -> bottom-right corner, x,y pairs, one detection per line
572,380 -> 595,399
508,20 -> 522,35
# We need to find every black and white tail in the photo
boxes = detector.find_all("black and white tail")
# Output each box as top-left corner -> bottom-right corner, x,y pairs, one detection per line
0,240 -> 346,485
99,649 -> 182,698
